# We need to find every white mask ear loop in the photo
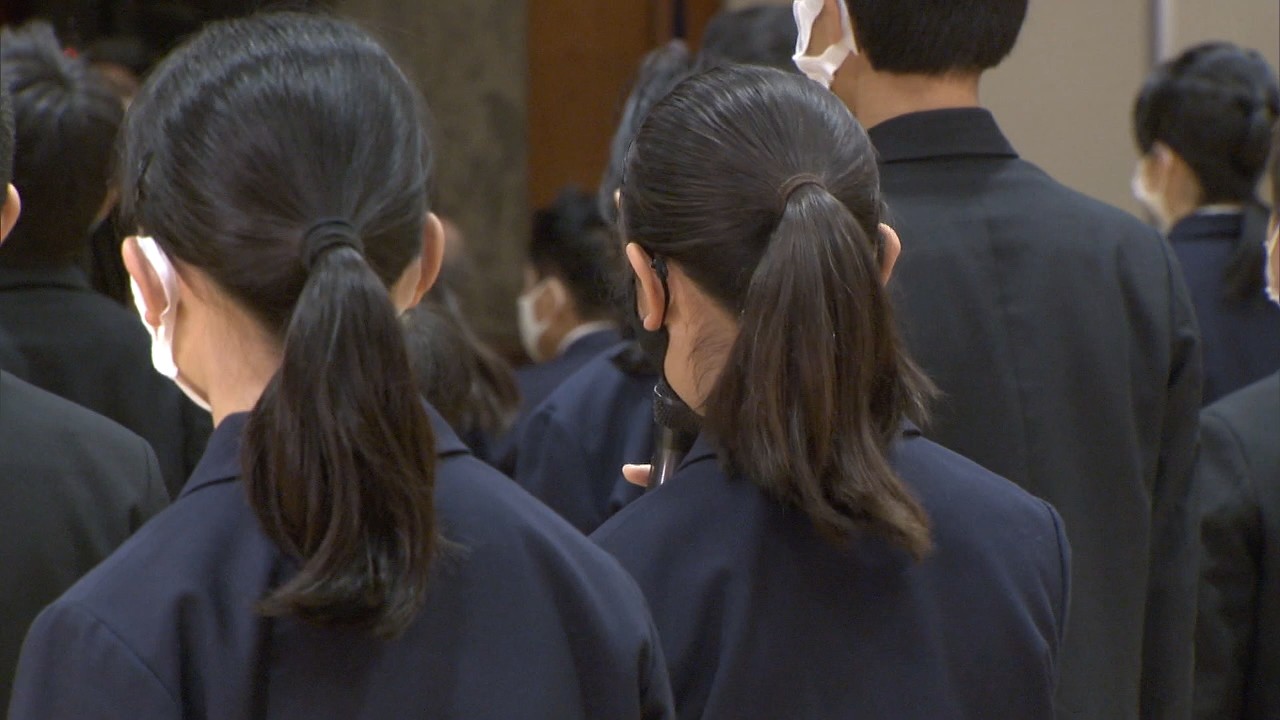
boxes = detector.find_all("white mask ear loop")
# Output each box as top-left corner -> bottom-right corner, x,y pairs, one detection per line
130,236 -> 212,413
793,0 -> 858,89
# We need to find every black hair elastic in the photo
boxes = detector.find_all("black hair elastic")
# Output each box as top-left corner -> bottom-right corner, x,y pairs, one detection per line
302,218 -> 364,271
778,173 -> 825,207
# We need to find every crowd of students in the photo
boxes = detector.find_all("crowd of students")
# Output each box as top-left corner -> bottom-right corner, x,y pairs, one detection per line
0,1 -> 1277,718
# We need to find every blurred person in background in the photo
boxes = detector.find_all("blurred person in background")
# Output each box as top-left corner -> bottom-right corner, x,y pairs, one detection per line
513,39 -> 693,533
1132,41 -> 1280,405
8,14 -> 672,718
697,4 -> 798,72
0,80 -> 167,714
0,20 -> 209,497
1192,120 -> 1280,720
799,0 -> 1202,716
489,187 -> 621,472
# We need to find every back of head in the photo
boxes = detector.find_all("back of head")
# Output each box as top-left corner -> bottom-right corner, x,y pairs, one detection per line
697,6 -> 799,72
598,40 -> 693,226
531,187 -> 615,319
0,21 -> 124,268
845,0 -> 1028,75
120,12 -> 437,638
1134,42 -> 1280,205
621,65 -> 934,557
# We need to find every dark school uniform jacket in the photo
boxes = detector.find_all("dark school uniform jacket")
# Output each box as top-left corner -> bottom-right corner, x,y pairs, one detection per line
9,405 -> 673,720
871,108 -> 1202,720
1193,372 -> 1280,720
1167,208 -> 1280,405
0,264 -> 211,497
0,371 -> 167,710
489,327 -> 621,473
593,426 -> 1071,719
513,341 -> 651,533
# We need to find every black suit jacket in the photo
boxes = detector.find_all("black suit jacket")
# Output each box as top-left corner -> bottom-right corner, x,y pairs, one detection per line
871,108 -> 1202,720
1194,372 -> 1280,720
0,265 -> 211,496
0,371 -> 167,709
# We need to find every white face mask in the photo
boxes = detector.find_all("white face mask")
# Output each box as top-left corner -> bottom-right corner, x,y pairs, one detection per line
130,236 -> 212,413
793,0 -> 858,89
517,277 -> 562,362
1131,151 -> 1174,231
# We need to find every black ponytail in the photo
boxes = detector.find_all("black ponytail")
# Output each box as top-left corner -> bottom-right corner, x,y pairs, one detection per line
705,182 -> 933,555
119,13 -> 439,637
622,65 -> 935,558
244,229 -> 437,638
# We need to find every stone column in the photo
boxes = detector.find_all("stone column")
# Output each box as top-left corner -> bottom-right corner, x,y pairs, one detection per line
334,0 -> 528,349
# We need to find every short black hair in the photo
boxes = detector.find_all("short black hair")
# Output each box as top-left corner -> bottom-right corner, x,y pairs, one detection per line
0,83 -> 13,189
1134,42 -> 1280,204
530,186 -> 616,319
0,21 -> 124,268
845,0 -> 1028,75
698,6 -> 798,73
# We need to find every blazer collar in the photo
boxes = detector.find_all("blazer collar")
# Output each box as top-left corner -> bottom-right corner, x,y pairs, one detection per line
179,401 -> 472,498
869,108 -> 1018,164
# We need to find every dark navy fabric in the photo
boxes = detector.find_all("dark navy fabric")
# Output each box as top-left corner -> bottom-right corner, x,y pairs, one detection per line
513,341 -> 652,533
9,404 -> 673,720
593,427 -> 1071,720
489,327 -> 620,472
1167,208 -> 1280,405
871,108 -> 1201,719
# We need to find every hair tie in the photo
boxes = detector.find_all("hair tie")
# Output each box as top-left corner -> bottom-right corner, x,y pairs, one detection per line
779,174 -> 826,207
302,218 -> 363,271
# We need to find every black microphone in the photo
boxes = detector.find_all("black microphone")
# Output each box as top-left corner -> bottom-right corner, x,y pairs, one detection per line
648,378 -> 700,490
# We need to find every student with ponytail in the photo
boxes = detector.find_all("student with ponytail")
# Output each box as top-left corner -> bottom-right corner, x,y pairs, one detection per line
9,13 -> 672,719
592,65 -> 1070,719
1132,42 -> 1280,404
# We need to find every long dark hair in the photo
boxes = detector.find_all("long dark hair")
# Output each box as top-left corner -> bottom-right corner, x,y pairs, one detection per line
621,65 -> 935,558
1134,42 -> 1280,302
119,12 -> 437,638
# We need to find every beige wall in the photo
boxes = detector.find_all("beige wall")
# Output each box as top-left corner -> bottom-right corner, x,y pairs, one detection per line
728,0 -> 1279,215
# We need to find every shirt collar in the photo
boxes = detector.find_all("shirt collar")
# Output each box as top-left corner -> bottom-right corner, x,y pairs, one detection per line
179,401 -> 471,498
556,322 -> 618,356
0,264 -> 92,292
868,108 -> 1018,164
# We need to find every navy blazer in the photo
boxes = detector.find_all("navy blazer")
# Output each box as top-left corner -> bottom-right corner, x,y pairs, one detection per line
513,341 -> 652,533
1193,372 -> 1280,720
1168,209 -> 1280,405
593,427 -> 1071,719
488,327 -> 620,472
872,108 -> 1201,719
9,405 -> 673,719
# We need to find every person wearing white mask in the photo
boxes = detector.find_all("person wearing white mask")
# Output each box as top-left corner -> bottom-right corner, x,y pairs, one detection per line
1131,42 -> 1280,405
796,1 -> 1202,718
488,187 -> 620,473
1192,120 -> 1280,720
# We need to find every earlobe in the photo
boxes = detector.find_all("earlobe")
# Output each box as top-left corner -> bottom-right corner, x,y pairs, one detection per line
121,236 -> 168,328
878,224 -> 902,285
625,242 -> 666,330
0,184 -> 21,243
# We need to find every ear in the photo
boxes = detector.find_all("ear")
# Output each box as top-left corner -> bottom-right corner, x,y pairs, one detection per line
625,242 -> 666,331
0,184 -> 20,244
878,223 -> 902,285
122,236 -> 167,328
398,212 -> 445,311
